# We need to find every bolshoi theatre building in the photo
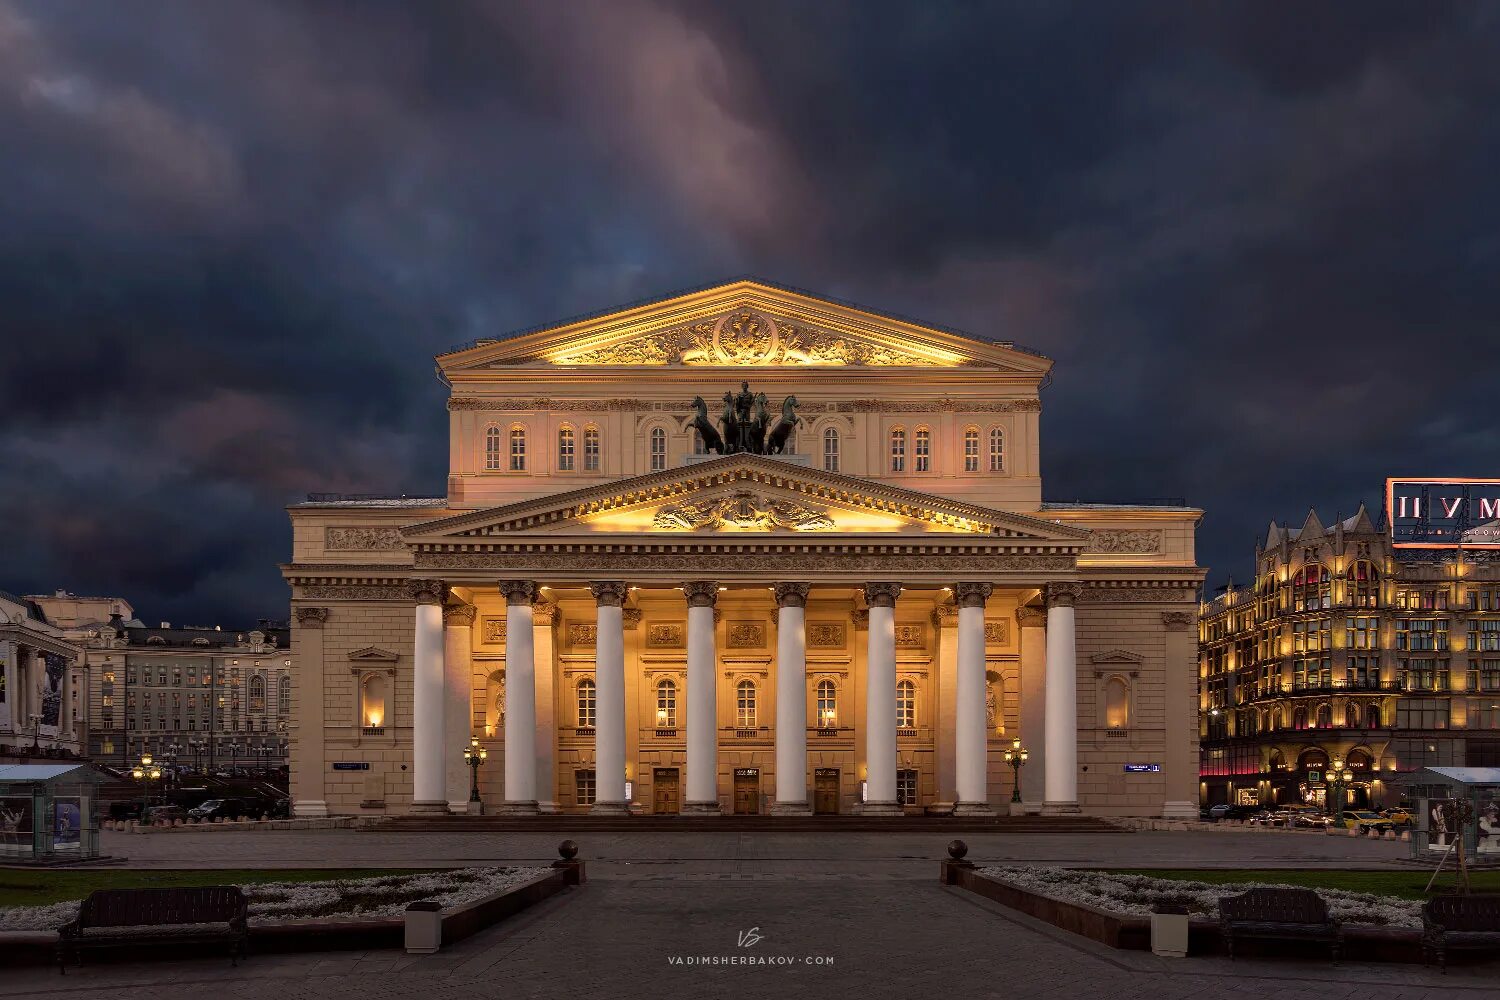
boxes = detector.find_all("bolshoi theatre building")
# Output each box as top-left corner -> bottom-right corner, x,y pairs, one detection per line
282,280 -> 1204,819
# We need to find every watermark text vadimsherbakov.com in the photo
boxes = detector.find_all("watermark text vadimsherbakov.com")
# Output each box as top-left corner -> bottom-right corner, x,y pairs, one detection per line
666,927 -> 834,967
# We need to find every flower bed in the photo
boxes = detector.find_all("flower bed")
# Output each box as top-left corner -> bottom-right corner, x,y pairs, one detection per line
977,867 -> 1420,928
0,867 -> 546,932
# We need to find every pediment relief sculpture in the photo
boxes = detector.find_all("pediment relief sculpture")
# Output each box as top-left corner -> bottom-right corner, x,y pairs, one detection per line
548,309 -> 945,368
652,490 -> 835,532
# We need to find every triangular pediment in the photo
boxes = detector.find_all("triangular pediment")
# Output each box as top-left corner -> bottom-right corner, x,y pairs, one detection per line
402,455 -> 1089,544
1090,648 -> 1145,664
348,646 -> 399,662
437,279 -> 1051,374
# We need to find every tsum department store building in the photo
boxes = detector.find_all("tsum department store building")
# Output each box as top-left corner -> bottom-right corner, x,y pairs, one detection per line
283,280 -> 1205,819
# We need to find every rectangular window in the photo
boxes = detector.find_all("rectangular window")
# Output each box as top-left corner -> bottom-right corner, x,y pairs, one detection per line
914,429 -> 931,472
485,426 -> 502,470
584,428 -> 600,472
1469,618 -> 1500,652
963,431 -> 979,473
1396,698 -> 1451,730
890,430 -> 906,473
896,769 -> 918,806
509,428 -> 527,472
1345,617 -> 1378,650
575,769 -> 596,806
558,429 -> 575,471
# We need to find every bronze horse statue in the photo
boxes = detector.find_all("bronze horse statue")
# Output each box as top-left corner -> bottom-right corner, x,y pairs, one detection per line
690,396 -> 725,454
766,394 -> 801,454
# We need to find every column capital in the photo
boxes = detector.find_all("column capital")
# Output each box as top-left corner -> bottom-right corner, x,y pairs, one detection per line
1043,582 -> 1083,609
683,581 -> 719,608
863,582 -> 902,608
498,580 -> 538,606
621,608 -> 643,628
443,602 -> 477,627
1161,610 -> 1196,631
852,609 -> 870,631
954,582 -> 993,608
774,582 -> 810,609
590,582 -> 629,607
408,579 -> 449,606
531,599 -> 559,626
932,603 -> 959,627
1015,605 -> 1047,627
294,606 -> 329,629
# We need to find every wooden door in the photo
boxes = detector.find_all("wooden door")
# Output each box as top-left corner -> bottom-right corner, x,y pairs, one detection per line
733,769 -> 760,814
814,769 -> 839,815
653,768 -> 680,815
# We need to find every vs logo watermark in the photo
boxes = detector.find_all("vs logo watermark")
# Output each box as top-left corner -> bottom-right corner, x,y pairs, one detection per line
737,927 -> 763,948
666,926 -> 833,967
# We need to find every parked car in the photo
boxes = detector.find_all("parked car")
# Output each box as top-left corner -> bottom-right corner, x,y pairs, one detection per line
142,805 -> 187,824
1380,807 -> 1415,827
107,801 -> 144,822
187,798 -> 254,821
1207,803 -> 1259,821
1341,810 -> 1393,834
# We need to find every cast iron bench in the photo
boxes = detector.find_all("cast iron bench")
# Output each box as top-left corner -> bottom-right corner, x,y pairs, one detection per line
1422,894 -> 1500,972
1218,887 -> 1341,963
56,886 -> 248,974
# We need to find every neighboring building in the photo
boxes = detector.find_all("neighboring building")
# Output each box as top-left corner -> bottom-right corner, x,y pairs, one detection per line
1198,506 -> 1500,809
23,592 -> 291,772
283,279 -> 1205,819
0,591 -> 85,758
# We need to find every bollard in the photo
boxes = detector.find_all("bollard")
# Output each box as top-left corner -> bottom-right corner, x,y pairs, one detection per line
1348,825 -> 1360,837
940,839 -> 975,885
551,840 -> 587,885
1400,830 -> 1411,842
404,901 -> 443,954
1383,829 -> 1396,841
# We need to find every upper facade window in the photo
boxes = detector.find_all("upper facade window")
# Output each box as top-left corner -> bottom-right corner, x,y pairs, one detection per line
1292,566 -> 1331,611
896,679 -> 916,728
484,425 -> 502,471
963,428 -> 980,473
1346,561 -> 1379,608
584,427 -> 601,472
509,427 -> 527,472
989,428 -> 1005,472
650,427 -> 667,472
822,428 -> 840,473
914,428 -> 931,473
558,427 -> 575,472
889,428 -> 906,473
736,680 -> 757,727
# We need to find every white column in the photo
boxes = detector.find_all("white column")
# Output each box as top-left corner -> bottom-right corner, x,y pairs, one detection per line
862,583 -> 901,814
1,639 -> 16,733
773,582 -> 811,814
531,603 -> 559,812
443,603 -> 477,813
290,606 -> 329,818
684,581 -> 720,813
1161,610 -> 1201,820
1042,582 -> 1081,815
954,582 -> 994,815
500,580 -> 539,814
591,582 -> 629,814
1016,606 -> 1047,809
409,580 -> 449,814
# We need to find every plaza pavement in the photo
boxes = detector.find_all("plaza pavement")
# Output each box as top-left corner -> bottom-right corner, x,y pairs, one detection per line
5,828 -> 1488,1000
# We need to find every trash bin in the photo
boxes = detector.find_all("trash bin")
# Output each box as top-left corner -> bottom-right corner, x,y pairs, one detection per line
404,900 -> 443,954
1150,903 -> 1190,958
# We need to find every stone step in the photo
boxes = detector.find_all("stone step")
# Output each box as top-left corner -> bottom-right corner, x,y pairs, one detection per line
375,814 -> 1125,834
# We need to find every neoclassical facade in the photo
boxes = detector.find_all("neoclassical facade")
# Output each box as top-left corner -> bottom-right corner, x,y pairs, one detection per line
283,280 -> 1204,818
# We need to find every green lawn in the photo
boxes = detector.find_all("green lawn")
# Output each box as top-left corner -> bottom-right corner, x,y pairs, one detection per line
0,869 -> 440,908
1110,868 -> 1500,901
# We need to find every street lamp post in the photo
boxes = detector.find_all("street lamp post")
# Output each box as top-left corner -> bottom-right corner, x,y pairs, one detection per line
462,737 -> 488,813
28,713 -> 41,753
1328,757 -> 1352,826
1002,737 -> 1029,804
131,753 -> 162,814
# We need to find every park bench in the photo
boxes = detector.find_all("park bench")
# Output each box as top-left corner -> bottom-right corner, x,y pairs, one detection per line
1422,894 -> 1500,973
1218,887 -> 1341,963
56,886 -> 248,974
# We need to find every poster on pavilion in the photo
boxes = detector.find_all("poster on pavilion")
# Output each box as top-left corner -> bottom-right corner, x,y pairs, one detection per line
38,651 -> 65,739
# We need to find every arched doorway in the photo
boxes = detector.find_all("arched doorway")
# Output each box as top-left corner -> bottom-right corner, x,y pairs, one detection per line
1344,748 -> 1374,808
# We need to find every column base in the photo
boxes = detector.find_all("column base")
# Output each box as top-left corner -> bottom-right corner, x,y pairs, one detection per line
447,800 -> 472,815
499,800 -> 540,816
292,800 -> 329,819
1040,800 -> 1082,816
590,800 -> 630,816
1007,801 -> 1028,817
1161,801 -> 1199,821
859,800 -> 902,816
953,801 -> 996,817
769,801 -> 812,816
682,800 -> 722,815
409,800 -> 450,816
536,800 -> 561,814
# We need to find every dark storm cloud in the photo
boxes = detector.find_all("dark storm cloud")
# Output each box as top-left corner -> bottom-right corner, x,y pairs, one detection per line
2,0 -> 1498,621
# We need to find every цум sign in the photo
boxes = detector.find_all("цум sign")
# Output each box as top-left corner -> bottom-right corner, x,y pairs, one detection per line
1387,478 -> 1500,548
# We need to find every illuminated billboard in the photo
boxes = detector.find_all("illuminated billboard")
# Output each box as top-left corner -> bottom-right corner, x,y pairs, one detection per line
1387,478 -> 1500,548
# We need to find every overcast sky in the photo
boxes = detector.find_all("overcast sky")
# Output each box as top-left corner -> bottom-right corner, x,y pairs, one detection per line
3,2 -> 1498,625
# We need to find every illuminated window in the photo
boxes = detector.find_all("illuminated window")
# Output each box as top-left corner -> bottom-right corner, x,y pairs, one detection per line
278,675 -> 291,715
816,679 -> 837,727
889,428 -> 906,473
1292,706 -> 1309,730
576,678 -> 596,728
249,675 -> 266,712
360,675 -> 386,732
584,427 -> 601,472
822,428 -> 840,473
650,427 -> 667,472
1315,704 -> 1333,728
1346,561 -> 1379,608
736,680 -> 757,727
1104,677 -> 1129,728
656,679 -> 677,727
1345,704 -> 1360,728
558,427 -> 575,471
1292,566 -> 1331,611
896,679 -> 916,728
509,426 -> 527,471
484,425 -> 502,471
989,427 -> 1005,472
963,428 -> 980,472
914,428 -> 931,472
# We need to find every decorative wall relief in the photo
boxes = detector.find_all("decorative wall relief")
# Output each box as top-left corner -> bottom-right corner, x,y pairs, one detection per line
983,621 -> 1008,645
568,624 -> 598,647
652,491 -> 834,532
481,618 -> 508,644
894,624 -> 926,648
806,622 -> 846,648
324,527 -> 406,550
1086,530 -> 1164,554
647,623 -> 685,648
725,621 -> 766,649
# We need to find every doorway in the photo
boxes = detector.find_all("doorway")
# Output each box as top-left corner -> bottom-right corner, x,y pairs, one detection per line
733,768 -> 760,815
653,768 -> 680,815
814,768 -> 839,815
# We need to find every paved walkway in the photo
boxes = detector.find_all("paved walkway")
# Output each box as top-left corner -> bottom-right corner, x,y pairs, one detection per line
5,875 -> 1494,999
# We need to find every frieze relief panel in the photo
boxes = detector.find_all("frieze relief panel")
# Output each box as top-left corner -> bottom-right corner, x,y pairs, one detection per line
725,621 -> 766,649
983,621 -> 1009,645
652,491 -> 834,532
481,618 -> 507,644
646,623 -> 685,648
894,623 -> 926,648
1085,530 -> 1163,554
300,585 -> 409,601
568,624 -> 598,647
806,622 -> 846,648
416,551 -> 1078,573
324,527 -> 407,551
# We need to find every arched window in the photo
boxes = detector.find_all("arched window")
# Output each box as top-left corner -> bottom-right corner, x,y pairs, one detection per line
1292,706 -> 1309,730
914,427 -> 931,472
1315,703 -> 1332,728
816,679 -> 837,727
249,675 -> 266,712
576,678 -> 596,728
736,680 -> 757,727
896,679 -> 916,728
558,427 -> 575,471
1366,704 -> 1382,729
360,675 -> 386,732
963,427 -> 980,473
989,428 -> 1005,472
484,425 -> 502,471
509,426 -> 527,472
1293,565 -> 1330,611
583,427 -> 601,472
1347,561 -> 1379,608
1345,704 -> 1360,728
692,427 -> 707,455
656,679 -> 677,727
889,428 -> 906,473
650,426 -> 667,472
1104,677 -> 1129,729
822,427 -> 840,473
277,675 -> 291,715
